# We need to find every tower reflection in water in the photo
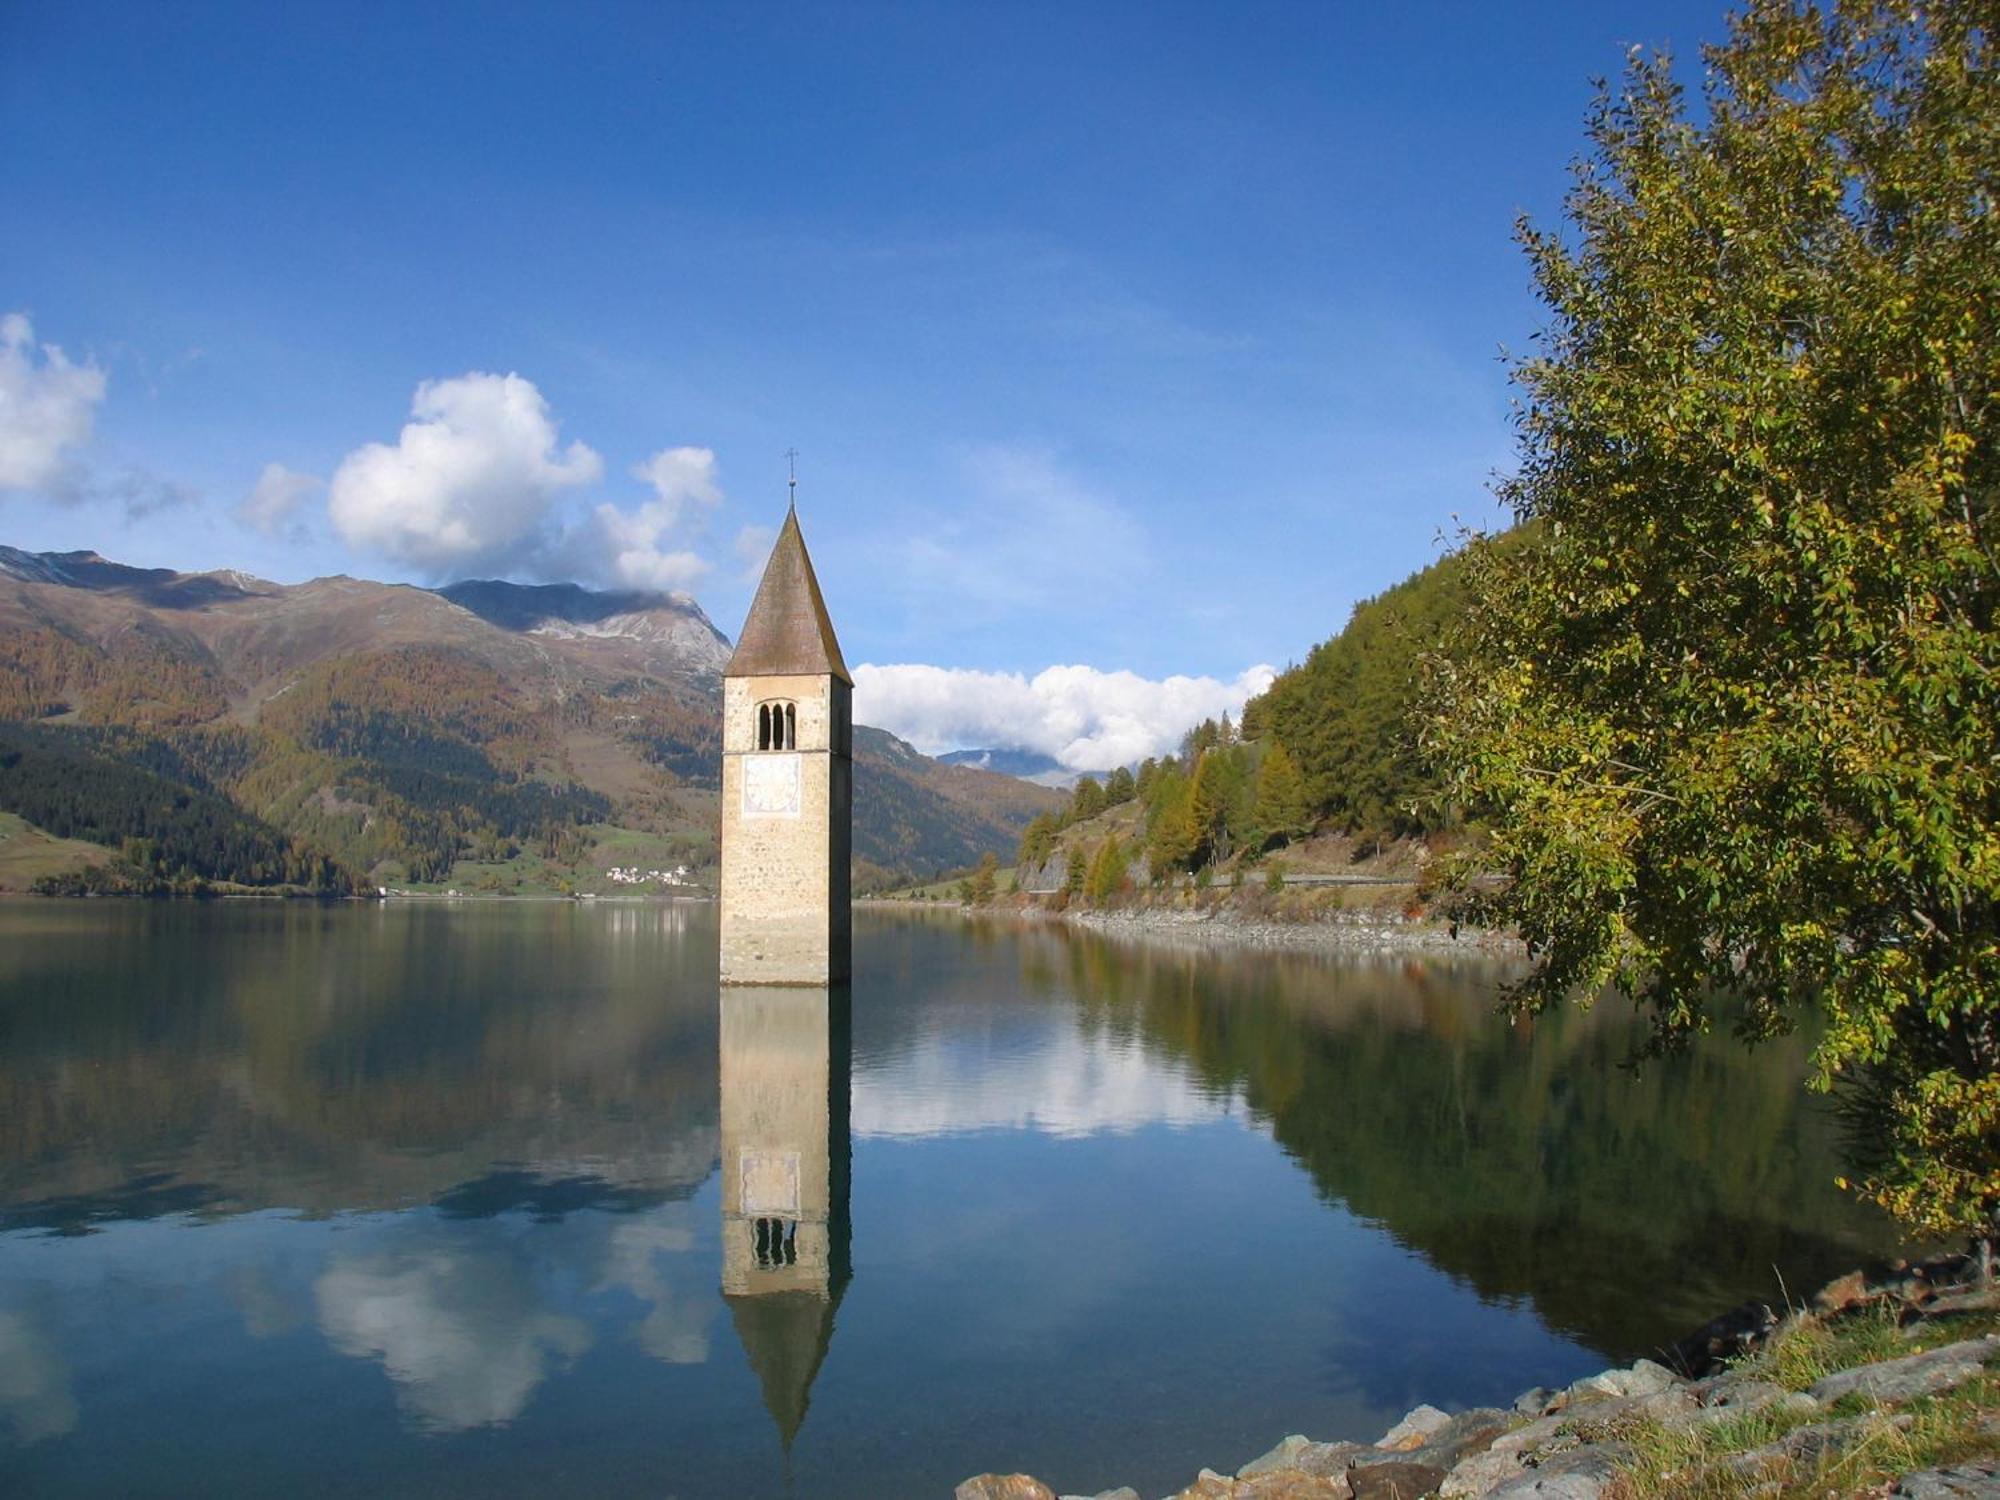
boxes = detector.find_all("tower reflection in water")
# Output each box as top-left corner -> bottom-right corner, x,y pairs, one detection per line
718,986 -> 852,1451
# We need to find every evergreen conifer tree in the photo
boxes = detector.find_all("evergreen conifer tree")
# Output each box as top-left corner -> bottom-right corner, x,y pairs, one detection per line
1253,741 -> 1312,847
1084,835 -> 1126,905
1146,769 -> 1198,876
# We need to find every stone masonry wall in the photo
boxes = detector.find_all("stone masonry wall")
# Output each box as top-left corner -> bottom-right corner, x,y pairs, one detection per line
721,673 -> 851,984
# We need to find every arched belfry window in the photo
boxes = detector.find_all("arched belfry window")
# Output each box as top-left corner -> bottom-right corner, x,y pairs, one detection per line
756,701 -> 797,751
754,1217 -> 798,1268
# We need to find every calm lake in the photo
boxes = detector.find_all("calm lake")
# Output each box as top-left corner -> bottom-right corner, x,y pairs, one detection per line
0,901 -> 1902,1498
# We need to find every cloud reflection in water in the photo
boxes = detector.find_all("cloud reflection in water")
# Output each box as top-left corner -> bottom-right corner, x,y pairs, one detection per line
0,1295 -> 80,1446
315,1234 -> 593,1432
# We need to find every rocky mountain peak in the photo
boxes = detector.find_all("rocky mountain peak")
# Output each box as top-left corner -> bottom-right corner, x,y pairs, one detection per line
436,579 -> 732,677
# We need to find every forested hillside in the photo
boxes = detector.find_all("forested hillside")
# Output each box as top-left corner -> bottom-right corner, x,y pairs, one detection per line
1244,541 -> 1488,841
0,547 -> 1055,893
1002,538 -> 1523,900
0,723 -> 359,894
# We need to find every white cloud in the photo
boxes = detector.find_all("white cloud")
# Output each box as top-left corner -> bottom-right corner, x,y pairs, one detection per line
574,445 -> 721,592
632,445 -> 722,527
328,372 -> 602,573
236,462 -> 320,538
852,659 -> 1277,770
0,312 -> 107,494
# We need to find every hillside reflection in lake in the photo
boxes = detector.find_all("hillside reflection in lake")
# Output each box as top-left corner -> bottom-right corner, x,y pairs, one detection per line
0,902 -> 1901,1498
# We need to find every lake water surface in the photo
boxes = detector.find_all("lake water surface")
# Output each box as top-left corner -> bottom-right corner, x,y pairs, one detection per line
0,901 -> 1903,1498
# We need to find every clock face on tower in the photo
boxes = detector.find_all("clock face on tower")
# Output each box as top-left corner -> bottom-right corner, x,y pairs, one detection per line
742,753 -> 802,819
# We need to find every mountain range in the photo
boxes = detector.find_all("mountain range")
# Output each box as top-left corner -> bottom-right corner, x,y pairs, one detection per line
935,747 -> 1090,789
0,546 -> 1060,894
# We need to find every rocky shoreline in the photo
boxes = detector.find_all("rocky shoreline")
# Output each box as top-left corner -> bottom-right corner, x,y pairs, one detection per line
1050,902 -> 1522,957
955,1255 -> 2000,1500
864,895 -> 1524,957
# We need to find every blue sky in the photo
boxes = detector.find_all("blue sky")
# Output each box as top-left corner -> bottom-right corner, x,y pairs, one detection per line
1,0 -> 1724,762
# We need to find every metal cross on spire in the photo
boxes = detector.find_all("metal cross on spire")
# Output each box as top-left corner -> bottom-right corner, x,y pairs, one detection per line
784,448 -> 799,513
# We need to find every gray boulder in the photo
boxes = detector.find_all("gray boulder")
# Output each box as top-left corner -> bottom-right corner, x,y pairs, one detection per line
1808,1335 -> 1999,1405
1439,1446 -> 1526,1499
1683,1376 -> 1818,1428
1892,1460 -> 2000,1498
1353,1409 -> 1511,1474
1488,1414 -> 1568,1458
1723,1413 -> 1913,1477
1235,1438 -> 1372,1481
1563,1358 -> 1681,1407
1483,1442 -> 1632,1499
1239,1437 -> 1315,1479
1349,1462 -> 1446,1500
958,1477 -> 1058,1500
1376,1404 -> 1453,1451
1170,1471 -> 1353,1499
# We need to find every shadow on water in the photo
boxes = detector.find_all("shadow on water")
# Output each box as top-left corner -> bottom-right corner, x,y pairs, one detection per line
0,1173 -> 232,1237
0,900 -> 724,1221
432,1170 -> 686,1222
1003,914 -> 1907,1366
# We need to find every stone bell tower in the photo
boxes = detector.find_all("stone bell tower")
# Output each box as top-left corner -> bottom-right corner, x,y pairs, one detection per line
719,504 -> 852,985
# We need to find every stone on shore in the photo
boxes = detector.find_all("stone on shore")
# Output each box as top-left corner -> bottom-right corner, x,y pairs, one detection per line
1928,1289 -> 2000,1318
1438,1445 -> 1525,1499
1239,1436 -> 1315,1477
955,1251 -> 2000,1500
1354,1409 -> 1510,1473
1721,1412 -> 1914,1478
957,1476 -> 1058,1500
1685,1376 -> 1816,1427
1812,1269 -> 1871,1314
1807,1335 -> 2000,1405
1171,1469 -> 1351,1499
1239,1436 -> 1372,1480
1348,1462 -> 1446,1500
1892,1460 -> 2000,1498
1488,1413 -> 1568,1457
1562,1357 -> 1679,1406
1375,1404 -> 1452,1450
1483,1441 -> 1633,1499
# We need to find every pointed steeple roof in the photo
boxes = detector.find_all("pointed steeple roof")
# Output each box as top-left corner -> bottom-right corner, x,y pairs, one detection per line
726,508 -> 850,684
724,1285 -> 845,1452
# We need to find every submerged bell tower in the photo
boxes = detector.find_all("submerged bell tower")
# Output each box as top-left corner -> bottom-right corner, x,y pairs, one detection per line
719,499 -> 852,985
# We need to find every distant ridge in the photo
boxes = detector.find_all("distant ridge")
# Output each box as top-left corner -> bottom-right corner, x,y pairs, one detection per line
0,544 -> 269,610
0,543 -> 1061,891
937,747 -> 1108,790
437,578 -> 732,677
